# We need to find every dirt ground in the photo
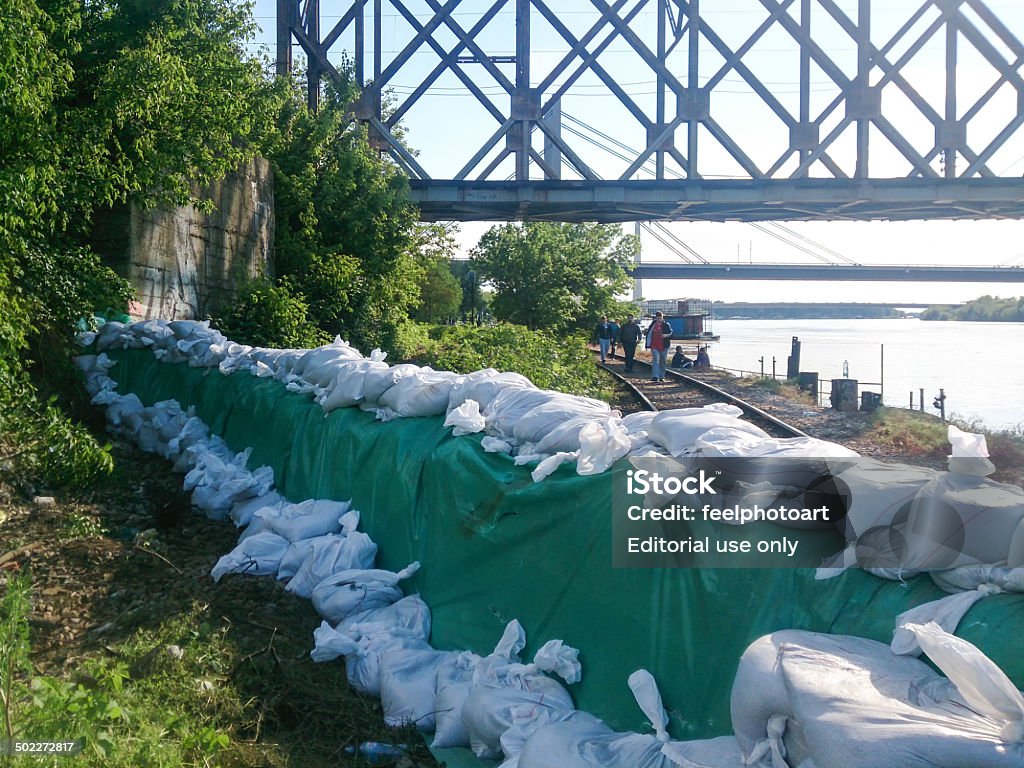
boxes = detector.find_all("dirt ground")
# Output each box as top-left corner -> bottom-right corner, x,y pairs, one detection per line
0,442 -> 438,767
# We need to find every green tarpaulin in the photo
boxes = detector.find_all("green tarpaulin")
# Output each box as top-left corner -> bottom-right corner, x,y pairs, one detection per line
107,350 -> 1024,764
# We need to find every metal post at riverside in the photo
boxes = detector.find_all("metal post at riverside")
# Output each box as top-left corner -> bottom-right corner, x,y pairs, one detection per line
787,337 -> 801,380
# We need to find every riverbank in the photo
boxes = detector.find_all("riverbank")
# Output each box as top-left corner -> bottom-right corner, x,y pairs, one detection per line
684,366 -> 1024,489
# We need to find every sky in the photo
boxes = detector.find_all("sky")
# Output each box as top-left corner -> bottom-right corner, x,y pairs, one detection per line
249,0 -> 1024,304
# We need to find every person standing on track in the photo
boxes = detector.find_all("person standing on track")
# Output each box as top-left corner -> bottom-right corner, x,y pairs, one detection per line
595,316 -> 613,363
608,318 -> 621,358
618,316 -> 642,372
645,312 -> 673,382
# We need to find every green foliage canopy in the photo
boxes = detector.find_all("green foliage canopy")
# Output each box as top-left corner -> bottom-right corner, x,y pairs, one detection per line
0,0 -> 282,486
268,82 -> 420,351
392,321 -> 605,397
470,222 -> 637,332
921,295 -> 1024,322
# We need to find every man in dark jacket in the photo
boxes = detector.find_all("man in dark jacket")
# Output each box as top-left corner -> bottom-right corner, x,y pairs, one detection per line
595,316 -> 613,362
618,317 -> 642,372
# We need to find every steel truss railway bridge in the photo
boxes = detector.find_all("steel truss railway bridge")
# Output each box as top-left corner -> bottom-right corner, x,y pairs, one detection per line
275,0 -> 1024,281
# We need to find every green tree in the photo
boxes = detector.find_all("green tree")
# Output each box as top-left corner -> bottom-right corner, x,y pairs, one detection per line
921,295 -> 1024,323
267,80 -> 420,350
0,0 -> 282,486
216,280 -> 329,349
410,225 -> 463,323
470,222 -> 637,332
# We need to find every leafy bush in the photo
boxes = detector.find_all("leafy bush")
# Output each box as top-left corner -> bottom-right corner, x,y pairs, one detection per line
217,281 -> 330,349
391,321 -> 605,397
0,373 -> 115,488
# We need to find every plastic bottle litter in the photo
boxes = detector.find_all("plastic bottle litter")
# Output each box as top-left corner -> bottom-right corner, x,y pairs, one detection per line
343,741 -> 407,764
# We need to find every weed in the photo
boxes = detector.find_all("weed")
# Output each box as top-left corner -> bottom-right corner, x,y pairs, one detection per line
736,376 -> 817,405
59,512 -> 105,540
1,574 -> 32,745
866,408 -> 950,457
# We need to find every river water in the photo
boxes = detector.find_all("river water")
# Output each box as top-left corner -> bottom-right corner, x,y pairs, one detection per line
706,318 -> 1024,431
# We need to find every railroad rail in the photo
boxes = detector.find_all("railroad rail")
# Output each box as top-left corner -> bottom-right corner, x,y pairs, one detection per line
597,353 -> 808,439
596,362 -> 657,413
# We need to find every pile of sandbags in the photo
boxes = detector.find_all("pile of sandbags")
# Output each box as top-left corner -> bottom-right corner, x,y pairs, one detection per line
727,625 -> 1024,768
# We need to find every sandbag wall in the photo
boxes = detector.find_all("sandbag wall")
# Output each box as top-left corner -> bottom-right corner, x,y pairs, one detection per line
104,348 -> 1024,751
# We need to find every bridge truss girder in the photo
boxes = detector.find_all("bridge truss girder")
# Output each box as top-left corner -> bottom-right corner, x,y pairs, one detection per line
277,0 -> 1024,222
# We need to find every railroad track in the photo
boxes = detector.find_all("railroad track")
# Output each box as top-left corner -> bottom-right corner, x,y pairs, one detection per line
596,352 -> 808,439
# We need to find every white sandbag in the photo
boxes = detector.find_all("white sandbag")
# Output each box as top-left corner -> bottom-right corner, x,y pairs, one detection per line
230,492 -> 287,529
319,360 -> 390,412
695,431 -> 857,485
426,657 -> 483,746
310,624 -> 430,696
648,406 -> 769,458
264,499 -> 353,542
464,636 -> 582,759
1009,519 -> 1024,568
622,410 -> 657,435
500,709 -> 606,764
901,471 -> 1024,571
378,369 -> 462,417
448,370 -> 534,414
433,621 -> 526,749
75,330 -> 97,347
95,321 -> 127,350
892,584 -> 1003,656
340,630 -> 433,697
433,681 -> 475,748
311,562 -> 421,625
931,564 -> 1024,594
535,416 -> 605,455
285,532 -> 378,598
511,396 -> 613,445
168,416 -> 209,459
293,339 -> 362,378
361,363 -> 422,403
168,319 -> 209,339
516,716 -> 616,768
485,388 -> 577,439
834,458 -> 941,544
465,676 -> 575,759
210,531 -> 290,582
512,670 -> 674,768
337,594 -> 431,639
379,649 -> 471,729
444,399 -> 486,436
105,393 -> 144,428
302,352 -> 372,389
73,353 -> 116,375
661,737 -> 746,768
516,713 -> 674,768
577,418 -> 631,475
732,629 -> 1024,768
277,536 -> 321,581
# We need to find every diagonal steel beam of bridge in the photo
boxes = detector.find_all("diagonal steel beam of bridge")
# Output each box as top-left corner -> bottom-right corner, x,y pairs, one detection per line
278,0 -> 1024,223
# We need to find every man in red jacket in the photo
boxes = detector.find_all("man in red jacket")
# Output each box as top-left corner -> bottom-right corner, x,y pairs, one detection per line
645,312 -> 673,382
